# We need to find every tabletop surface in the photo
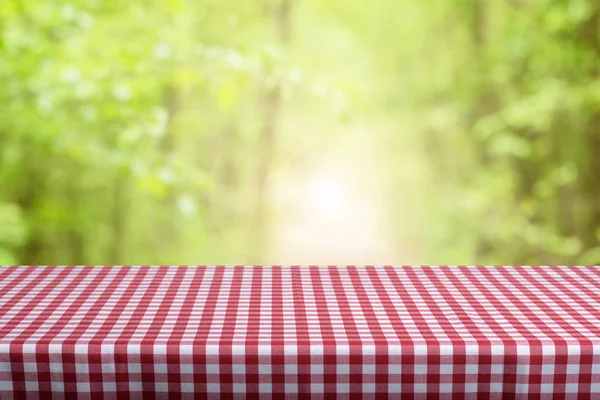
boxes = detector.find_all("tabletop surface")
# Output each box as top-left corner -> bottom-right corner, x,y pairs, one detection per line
1,265 -> 599,346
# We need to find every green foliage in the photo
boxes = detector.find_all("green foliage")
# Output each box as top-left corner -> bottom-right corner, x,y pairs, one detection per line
1,0 -> 600,265
0,203 -> 27,264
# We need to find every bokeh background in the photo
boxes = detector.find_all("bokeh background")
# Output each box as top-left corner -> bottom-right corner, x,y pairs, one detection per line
1,0 -> 600,265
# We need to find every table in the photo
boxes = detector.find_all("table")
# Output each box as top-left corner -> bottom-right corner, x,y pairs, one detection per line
0,266 -> 599,399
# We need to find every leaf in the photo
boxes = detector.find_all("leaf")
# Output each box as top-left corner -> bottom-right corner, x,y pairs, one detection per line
558,237 -> 582,257
577,247 -> 600,266
216,80 -> 238,112
489,133 -> 531,158
177,195 -> 197,216
474,116 -> 503,140
551,163 -> 577,186
113,84 -> 131,102
568,0 -> 591,24
138,174 -> 168,198
166,0 -> 184,12
153,42 -> 172,61
0,247 -> 17,265
0,203 -> 27,247
174,68 -> 201,88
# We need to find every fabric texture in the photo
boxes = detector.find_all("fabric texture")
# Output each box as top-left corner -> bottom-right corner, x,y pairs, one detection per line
0,265 -> 599,399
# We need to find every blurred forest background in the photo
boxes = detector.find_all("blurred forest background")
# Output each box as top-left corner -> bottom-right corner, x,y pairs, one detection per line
1,0 -> 600,265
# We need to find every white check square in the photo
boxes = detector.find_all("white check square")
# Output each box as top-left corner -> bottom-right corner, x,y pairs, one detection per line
155,382 -> 169,392
129,364 -> 141,373
465,383 -> 477,393
231,345 -> 245,355
24,363 -> 37,373
414,365 -> 427,374
440,383 -> 452,392
491,364 -> 503,374
232,364 -> 245,374
206,364 -> 219,374
233,383 -> 245,393
566,365 -> 579,375
541,383 -> 554,393
207,383 -> 220,392
541,365 -> 553,375
181,383 -> 195,392
336,383 -> 350,393
154,364 -> 168,374
389,383 -> 401,393
259,383 -> 272,392
181,364 -> 194,374
363,383 -> 375,393
440,364 -> 452,374
490,383 -> 503,392
285,383 -> 298,392
363,364 -> 375,374
414,383 -> 427,393
311,383 -> 324,393
565,383 -> 579,393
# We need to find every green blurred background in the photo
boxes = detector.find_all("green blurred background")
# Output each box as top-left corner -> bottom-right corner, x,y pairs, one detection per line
1,0 -> 600,265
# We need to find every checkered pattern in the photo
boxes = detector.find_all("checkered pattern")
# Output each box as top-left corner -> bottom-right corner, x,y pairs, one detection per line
0,266 -> 599,399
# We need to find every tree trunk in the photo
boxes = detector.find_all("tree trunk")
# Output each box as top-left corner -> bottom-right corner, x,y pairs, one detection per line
579,4 -> 600,251
155,83 -> 181,260
15,143 -> 44,265
467,0 -> 497,262
253,0 -> 292,262
110,174 -> 126,264
67,167 -> 85,264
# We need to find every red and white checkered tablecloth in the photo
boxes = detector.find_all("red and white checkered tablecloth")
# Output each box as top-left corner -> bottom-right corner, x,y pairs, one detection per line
0,266 -> 599,399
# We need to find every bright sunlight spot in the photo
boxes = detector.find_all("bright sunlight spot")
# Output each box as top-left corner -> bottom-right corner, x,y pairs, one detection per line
269,136 -> 398,265
307,177 -> 347,218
